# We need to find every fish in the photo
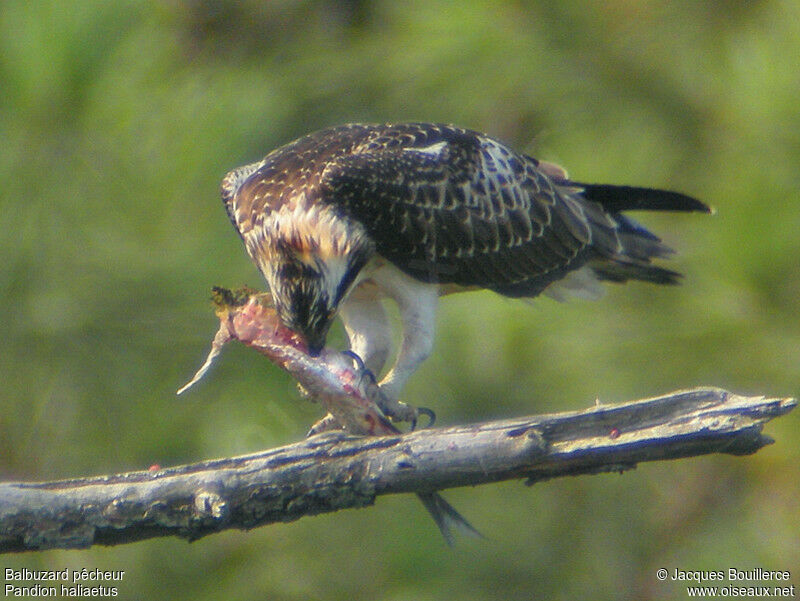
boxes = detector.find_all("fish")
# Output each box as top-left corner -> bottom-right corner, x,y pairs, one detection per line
179,286 -> 480,545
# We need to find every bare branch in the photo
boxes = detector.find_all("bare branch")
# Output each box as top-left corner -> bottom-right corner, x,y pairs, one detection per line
0,387 -> 794,553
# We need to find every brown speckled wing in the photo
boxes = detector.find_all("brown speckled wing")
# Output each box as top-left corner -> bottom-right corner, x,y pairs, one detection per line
319,124 -> 603,294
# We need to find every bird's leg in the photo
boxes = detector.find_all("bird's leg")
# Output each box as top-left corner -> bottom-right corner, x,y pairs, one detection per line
339,296 -> 421,425
377,279 -> 438,406
338,298 -> 391,377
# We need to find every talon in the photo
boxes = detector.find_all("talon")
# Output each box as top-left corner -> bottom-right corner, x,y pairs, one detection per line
341,349 -> 365,370
417,407 -> 436,428
342,350 -> 378,384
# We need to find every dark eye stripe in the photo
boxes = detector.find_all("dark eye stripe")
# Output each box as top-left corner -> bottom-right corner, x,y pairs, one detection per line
334,267 -> 359,305
333,251 -> 370,305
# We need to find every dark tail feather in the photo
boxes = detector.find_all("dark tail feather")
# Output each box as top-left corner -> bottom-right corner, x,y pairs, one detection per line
575,183 -> 711,214
573,183 -> 708,286
590,260 -> 682,285
417,492 -> 482,546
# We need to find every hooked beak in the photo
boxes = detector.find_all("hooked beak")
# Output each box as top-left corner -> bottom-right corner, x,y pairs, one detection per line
298,322 -> 329,358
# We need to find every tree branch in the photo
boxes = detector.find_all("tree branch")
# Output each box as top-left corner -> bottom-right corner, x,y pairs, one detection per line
0,387 -> 794,553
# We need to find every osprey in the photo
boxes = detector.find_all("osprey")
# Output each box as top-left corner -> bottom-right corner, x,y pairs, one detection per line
222,123 -> 708,406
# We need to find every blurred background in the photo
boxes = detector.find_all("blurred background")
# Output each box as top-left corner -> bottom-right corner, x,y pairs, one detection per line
2,1 -> 798,599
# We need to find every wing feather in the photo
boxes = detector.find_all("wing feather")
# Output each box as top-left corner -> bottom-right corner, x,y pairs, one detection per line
319,125 -> 593,289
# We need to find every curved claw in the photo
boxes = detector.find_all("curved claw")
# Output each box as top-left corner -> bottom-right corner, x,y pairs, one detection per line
341,349 -> 365,370
342,350 -> 378,384
408,406 -> 436,431
417,406 -> 436,428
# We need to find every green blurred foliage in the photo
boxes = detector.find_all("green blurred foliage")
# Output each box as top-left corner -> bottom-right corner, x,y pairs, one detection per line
1,1 -> 798,599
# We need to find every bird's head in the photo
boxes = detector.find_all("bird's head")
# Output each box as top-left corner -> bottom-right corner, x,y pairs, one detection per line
264,237 -> 371,356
